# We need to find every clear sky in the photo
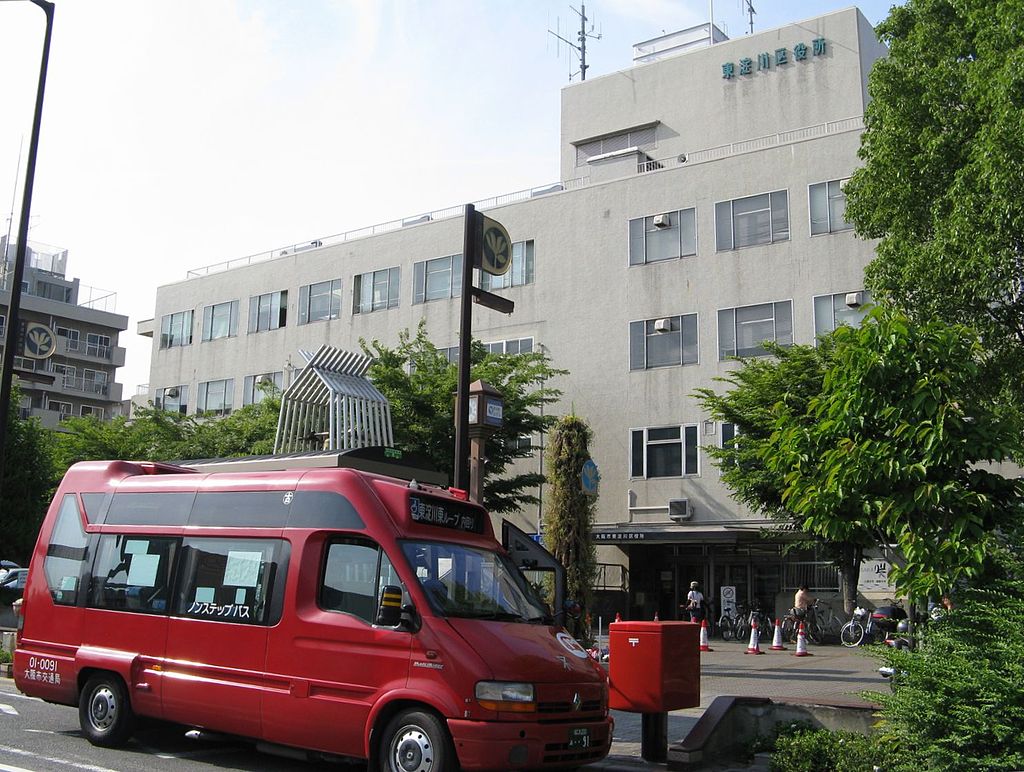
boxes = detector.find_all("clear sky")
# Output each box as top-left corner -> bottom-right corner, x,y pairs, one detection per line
0,0 -> 900,393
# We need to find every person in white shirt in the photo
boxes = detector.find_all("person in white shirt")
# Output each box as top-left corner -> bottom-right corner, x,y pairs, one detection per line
682,581 -> 704,622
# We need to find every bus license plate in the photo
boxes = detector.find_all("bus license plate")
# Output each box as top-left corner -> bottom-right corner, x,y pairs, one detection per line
568,727 -> 590,748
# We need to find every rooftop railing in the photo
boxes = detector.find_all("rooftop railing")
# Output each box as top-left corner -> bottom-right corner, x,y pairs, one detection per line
185,177 -> 591,279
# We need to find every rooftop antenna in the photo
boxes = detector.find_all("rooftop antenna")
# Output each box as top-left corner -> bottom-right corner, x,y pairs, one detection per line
549,3 -> 601,81
744,0 -> 756,34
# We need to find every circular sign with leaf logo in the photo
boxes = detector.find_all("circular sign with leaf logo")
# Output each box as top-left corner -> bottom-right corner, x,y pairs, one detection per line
480,215 -> 512,276
24,322 -> 56,360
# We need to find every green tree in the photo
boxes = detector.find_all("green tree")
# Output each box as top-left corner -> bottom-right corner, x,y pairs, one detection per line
1,385 -> 57,563
363,323 -> 564,515
769,308 -> 1023,598
694,339 -> 873,612
53,388 -> 283,472
543,414 -> 598,642
845,0 -> 1024,415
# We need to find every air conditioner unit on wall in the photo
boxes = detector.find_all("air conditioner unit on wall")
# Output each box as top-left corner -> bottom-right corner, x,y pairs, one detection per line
652,213 -> 671,228
845,291 -> 864,308
653,317 -> 672,333
668,498 -> 692,522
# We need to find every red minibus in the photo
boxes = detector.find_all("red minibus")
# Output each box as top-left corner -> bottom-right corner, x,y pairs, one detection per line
14,456 -> 611,770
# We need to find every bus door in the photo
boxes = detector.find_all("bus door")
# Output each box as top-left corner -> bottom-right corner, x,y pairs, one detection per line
162,537 -> 284,738
261,536 -> 412,757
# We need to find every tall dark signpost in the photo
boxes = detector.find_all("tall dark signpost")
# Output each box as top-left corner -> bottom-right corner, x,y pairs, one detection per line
453,204 -> 514,492
0,0 -> 55,502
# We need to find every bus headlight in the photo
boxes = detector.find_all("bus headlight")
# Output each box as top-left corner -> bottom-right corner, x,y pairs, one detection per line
475,681 -> 536,712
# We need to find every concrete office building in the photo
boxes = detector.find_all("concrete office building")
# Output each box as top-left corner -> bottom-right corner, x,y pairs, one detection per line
1,237 -> 128,427
143,8 -> 886,619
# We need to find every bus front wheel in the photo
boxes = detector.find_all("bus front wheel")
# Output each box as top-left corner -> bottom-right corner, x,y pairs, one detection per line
79,673 -> 136,748
379,709 -> 455,772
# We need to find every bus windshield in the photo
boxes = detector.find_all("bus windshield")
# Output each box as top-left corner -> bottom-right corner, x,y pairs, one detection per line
401,540 -> 547,622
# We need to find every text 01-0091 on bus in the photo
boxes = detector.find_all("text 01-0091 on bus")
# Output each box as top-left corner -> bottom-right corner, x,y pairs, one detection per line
12,457 -> 611,771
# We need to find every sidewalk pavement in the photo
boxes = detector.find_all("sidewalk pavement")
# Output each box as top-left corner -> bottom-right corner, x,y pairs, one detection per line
590,638 -> 885,771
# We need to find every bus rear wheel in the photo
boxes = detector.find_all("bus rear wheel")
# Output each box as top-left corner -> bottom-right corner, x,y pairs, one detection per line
79,673 -> 136,747
379,709 -> 455,772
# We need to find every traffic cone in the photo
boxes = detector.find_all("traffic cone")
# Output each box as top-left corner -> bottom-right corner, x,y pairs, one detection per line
699,619 -> 714,652
793,622 -> 814,657
770,618 -> 787,650
745,618 -> 765,654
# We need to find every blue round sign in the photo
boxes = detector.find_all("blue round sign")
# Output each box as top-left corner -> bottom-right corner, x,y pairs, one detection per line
580,458 -> 600,496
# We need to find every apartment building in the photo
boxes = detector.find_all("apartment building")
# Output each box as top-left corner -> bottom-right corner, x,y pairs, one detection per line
1,237 -> 129,427
142,8 -> 887,619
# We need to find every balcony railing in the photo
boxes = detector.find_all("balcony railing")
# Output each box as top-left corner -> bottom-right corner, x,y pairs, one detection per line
62,376 -> 109,396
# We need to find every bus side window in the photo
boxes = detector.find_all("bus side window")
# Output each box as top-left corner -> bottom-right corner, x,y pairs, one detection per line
175,538 -> 283,625
321,540 -> 397,624
44,495 -> 90,606
88,535 -> 177,613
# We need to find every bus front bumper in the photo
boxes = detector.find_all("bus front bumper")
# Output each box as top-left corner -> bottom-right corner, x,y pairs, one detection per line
447,715 -> 613,770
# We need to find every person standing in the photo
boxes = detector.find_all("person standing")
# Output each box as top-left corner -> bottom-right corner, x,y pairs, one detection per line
682,581 -> 704,622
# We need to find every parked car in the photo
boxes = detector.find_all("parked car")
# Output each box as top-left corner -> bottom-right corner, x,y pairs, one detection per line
0,560 -> 19,583
0,568 -> 27,605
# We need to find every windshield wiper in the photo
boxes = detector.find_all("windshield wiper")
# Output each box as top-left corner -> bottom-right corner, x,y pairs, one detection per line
447,610 -> 526,621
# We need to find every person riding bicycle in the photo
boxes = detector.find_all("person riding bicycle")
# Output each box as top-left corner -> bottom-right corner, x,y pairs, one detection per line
793,585 -> 815,622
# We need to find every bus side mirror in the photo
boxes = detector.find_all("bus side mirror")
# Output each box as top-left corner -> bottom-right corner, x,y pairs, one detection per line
376,585 -> 404,627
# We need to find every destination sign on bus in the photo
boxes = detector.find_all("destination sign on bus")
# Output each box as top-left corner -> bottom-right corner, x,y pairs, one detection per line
409,495 -> 485,534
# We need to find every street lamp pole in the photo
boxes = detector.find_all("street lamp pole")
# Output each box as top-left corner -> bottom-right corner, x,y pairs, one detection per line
0,0 -> 56,499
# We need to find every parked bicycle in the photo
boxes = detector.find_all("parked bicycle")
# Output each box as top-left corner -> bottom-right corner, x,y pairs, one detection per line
717,606 -> 739,641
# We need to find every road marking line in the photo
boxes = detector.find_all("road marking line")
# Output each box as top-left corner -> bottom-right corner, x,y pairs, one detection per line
0,706 -> 16,716
0,745 -> 120,772
0,763 -> 36,772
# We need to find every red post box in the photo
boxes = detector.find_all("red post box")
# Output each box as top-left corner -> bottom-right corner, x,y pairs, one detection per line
608,620 -> 700,712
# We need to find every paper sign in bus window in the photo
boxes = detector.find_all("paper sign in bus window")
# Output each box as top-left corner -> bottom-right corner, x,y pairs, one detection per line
224,551 -> 262,587
60,576 -> 77,591
125,539 -> 149,554
195,586 -> 215,604
235,588 -> 247,605
127,554 -> 160,587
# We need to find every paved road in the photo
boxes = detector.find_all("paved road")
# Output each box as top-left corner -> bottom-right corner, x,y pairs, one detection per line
0,641 -> 885,772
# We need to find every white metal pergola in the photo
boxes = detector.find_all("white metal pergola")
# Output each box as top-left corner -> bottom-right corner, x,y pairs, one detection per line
273,345 -> 393,454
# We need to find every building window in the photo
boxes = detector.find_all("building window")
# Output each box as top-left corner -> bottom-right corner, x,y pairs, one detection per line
484,338 -> 534,355
85,332 -> 111,358
575,125 -> 656,166
160,310 -> 194,349
80,405 -> 104,419
0,314 -> 5,337
629,314 -> 698,370
718,301 -> 793,359
353,268 -> 400,314
630,425 -> 699,478
51,363 -> 75,387
82,369 -> 109,395
49,400 -> 73,419
56,326 -> 79,351
813,291 -> 871,337
629,210 -> 696,264
413,254 -> 463,304
202,300 -> 239,341
197,378 -> 234,416
248,290 -> 287,333
809,179 -> 852,235
299,279 -> 343,324
480,241 -> 535,290
715,190 -> 790,251
156,385 -> 189,415
243,372 -> 283,406
721,422 -> 738,449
